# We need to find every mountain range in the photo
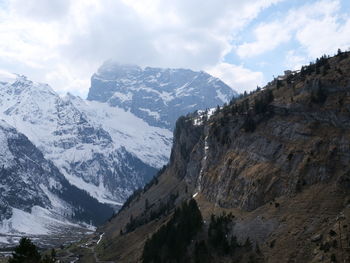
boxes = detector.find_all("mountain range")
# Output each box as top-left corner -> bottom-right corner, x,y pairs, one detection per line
0,64 -> 236,242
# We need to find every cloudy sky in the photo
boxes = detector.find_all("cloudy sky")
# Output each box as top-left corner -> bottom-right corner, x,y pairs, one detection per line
0,0 -> 349,96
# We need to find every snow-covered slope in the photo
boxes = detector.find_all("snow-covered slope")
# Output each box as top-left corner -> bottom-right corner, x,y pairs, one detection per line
88,62 -> 237,129
0,119 -> 113,238
67,94 -> 172,168
0,75 -> 171,205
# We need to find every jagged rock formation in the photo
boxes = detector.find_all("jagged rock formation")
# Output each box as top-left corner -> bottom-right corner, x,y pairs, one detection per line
91,52 -> 350,263
88,61 -> 237,129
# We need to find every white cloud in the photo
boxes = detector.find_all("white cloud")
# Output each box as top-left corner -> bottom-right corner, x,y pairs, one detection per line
207,62 -> 264,94
295,13 -> 350,57
0,0 -> 281,96
237,22 -> 291,58
284,50 -> 308,70
1,0 -> 348,97
43,63 -> 93,97
237,0 -> 350,60
10,0 -> 71,21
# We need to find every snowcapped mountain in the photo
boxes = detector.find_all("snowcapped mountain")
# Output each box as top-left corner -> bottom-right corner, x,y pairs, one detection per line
0,65 -> 235,238
88,61 -> 237,129
0,119 -> 113,239
0,73 -> 172,206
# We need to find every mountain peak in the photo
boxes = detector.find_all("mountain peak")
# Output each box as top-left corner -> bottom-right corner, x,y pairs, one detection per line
95,60 -> 142,80
88,62 -> 237,129
63,92 -> 84,103
0,73 -> 56,99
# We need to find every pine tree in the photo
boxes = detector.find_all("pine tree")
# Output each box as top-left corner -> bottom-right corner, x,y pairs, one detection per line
243,115 -> 256,132
337,48 -> 342,56
244,237 -> 253,251
142,199 -> 203,263
194,241 -> 211,263
9,237 -> 41,263
145,198 -> 149,210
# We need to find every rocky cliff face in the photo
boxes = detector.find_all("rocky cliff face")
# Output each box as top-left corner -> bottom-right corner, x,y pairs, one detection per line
87,61 -> 237,129
186,67 -> 350,212
92,52 -> 350,263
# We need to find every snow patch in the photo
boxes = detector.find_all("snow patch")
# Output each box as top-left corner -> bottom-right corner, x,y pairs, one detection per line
40,184 -> 72,215
59,168 -> 123,206
207,107 -> 216,118
192,107 -> 216,126
97,232 -> 104,245
197,134 -> 209,192
193,116 -> 204,126
0,236 -> 9,244
216,89 -> 229,103
111,92 -> 133,102
139,108 -> 161,120
0,207 -> 86,236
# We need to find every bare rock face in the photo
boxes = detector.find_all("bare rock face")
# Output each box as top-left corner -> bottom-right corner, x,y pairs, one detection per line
168,58 -> 350,212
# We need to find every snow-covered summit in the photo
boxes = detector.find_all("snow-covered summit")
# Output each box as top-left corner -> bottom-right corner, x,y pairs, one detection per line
0,75 -> 171,205
96,60 -> 142,80
88,62 -> 237,129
